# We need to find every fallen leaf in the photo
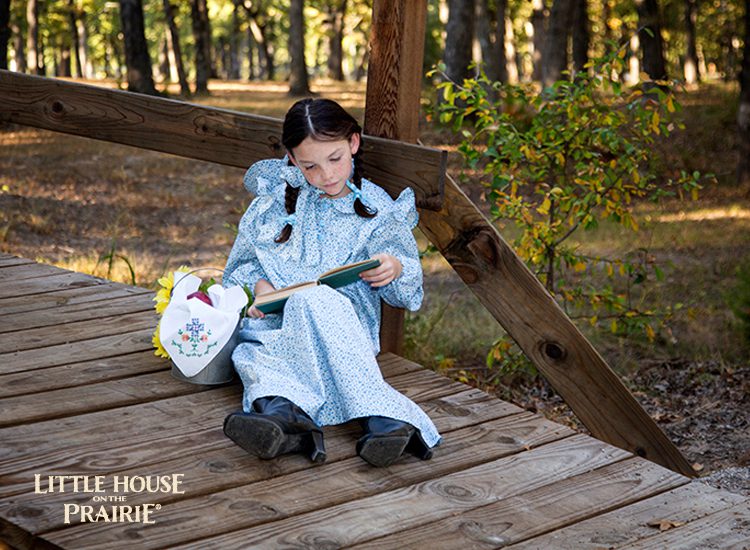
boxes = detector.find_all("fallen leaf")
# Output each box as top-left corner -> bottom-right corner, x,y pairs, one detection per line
647,519 -> 686,531
692,462 -> 704,472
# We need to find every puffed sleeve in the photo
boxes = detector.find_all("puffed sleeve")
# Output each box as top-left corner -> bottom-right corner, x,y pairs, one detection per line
242,158 -> 287,196
223,204 -> 269,293
365,187 -> 424,311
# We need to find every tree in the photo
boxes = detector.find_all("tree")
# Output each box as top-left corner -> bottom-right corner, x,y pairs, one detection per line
27,0 -> 42,74
191,0 -> 212,94
119,0 -> 157,94
530,0 -> 546,81
163,0 -> 191,95
572,0 -> 589,74
635,0 -> 667,80
68,0 -> 83,78
444,0 -> 474,84
476,0 -> 507,83
543,0 -> 574,85
739,0 -> 750,186
0,0 -> 9,70
288,0 -> 310,95
325,0 -> 347,81
684,0 -> 699,84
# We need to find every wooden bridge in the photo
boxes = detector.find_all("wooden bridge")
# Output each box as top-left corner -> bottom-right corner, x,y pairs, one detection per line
1,255 -> 748,548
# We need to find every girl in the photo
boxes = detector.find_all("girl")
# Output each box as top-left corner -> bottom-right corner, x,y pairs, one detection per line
221,98 -> 441,467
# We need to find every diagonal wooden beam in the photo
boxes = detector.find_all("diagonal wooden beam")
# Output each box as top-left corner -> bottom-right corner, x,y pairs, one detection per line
417,173 -> 695,477
0,69 -> 446,210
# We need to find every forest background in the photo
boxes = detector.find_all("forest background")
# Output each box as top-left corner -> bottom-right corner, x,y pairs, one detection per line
0,0 -> 748,491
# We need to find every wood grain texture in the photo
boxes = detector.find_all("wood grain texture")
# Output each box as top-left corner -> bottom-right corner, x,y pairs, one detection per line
352,458 -> 688,549
161,435 -> 629,549
0,70 -> 445,210
0,262 -> 65,281
417,173 -> 694,477
616,499 -> 750,549
365,0 -> 428,355
509,482 -> 748,549
43,413 -> 572,549
0,271 -> 108,299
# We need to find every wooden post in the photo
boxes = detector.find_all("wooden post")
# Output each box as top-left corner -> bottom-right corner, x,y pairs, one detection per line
365,0 -> 428,355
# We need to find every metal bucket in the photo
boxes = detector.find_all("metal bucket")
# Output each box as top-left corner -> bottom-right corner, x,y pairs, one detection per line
170,318 -> 241,385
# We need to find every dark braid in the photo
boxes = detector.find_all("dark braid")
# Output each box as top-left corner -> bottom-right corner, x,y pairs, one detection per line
351,150 -> 377,218
274,181 -> 301,244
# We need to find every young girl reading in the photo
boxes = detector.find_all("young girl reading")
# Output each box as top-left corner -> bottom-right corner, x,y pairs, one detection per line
221,98 -> 441,467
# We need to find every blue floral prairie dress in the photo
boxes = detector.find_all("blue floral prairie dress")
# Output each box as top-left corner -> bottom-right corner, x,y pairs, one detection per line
223,159 -> 442,449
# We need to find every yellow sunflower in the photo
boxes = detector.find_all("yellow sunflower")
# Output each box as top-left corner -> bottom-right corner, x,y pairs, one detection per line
152,321 -> 169,359
153,266 -> 191,315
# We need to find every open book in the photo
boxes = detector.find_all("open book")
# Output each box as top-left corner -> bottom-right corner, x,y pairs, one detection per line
254,258 -> 381,314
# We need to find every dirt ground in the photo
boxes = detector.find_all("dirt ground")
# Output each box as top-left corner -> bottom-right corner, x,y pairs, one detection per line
1,80 -> 749,496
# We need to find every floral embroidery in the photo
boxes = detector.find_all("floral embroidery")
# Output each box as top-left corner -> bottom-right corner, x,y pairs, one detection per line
171,317 -> 217,357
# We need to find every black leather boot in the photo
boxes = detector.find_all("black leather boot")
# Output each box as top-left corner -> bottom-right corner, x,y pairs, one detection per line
356,416 -> 433,468
223,396 -> 326,463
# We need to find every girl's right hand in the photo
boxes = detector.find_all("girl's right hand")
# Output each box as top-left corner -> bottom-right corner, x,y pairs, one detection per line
247,304 -> 266,319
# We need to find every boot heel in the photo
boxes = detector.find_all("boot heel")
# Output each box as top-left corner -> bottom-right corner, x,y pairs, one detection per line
308,430 -> 327,464
406,431 -> 433,460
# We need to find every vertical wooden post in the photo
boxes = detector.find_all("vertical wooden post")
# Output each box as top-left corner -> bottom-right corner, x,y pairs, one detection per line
365,0 -> 428,355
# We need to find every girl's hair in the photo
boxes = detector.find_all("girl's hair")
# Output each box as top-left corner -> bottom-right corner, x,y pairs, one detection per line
275,98 -> 376,243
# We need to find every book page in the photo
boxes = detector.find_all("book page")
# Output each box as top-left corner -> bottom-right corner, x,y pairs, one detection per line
319,258 -> 377,280
254,281 -> 317,306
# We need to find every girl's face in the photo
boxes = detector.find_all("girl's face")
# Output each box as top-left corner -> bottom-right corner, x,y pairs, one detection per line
289,134 -> 360,198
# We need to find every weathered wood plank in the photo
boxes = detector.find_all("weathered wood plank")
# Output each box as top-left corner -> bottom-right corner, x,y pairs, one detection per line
0,328 -> 154,374
0,262 -> 64,281
417,173 -> 694,477
0,363 -> 464,483
0,310 -> 158,353
0,282 -> 149,316
6,392 -> 527,539
0,350 -> 166,398
153,435 -> 629,549
0,271 -> 108,299
352,458 -> 689,549
0,70 -> 446,210
41,412 -> 571,549
509,482 -> 748,549
0,293 -> 154,333
618,499 -> 750,549
0,256 -> 35,268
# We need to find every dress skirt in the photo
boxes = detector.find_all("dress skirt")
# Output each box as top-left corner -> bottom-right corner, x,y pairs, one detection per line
231,284 -> 442,448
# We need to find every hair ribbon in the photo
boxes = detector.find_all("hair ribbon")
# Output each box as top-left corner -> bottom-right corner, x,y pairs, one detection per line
281,213 -> 297,226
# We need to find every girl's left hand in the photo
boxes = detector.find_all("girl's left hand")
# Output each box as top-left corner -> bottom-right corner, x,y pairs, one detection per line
360,253 -> 402,288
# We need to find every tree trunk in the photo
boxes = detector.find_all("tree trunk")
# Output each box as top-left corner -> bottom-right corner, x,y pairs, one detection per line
27,0 -> 42,74
288,0 -> 310,95
68,0 -> 83,77
738,0 -> 750,186
635,0 -> 667,80
163,0 -> 190,96
77,7 -> 91,78
11,22 -> 26,72
244,7 -> 272,79
355,43 -> 368,81
191,0 -> 212,94
684,0 -> 699,84
229,0 -> 241,79
246,24 -> 256,79
0,0 -> 9,70
543,0 -> 574,85
572,0 -> 589,74
444,0 -> 474,84
531,0 -> 546,81
476,0 -> 507,83
326,0 -> 346,81
119,0 -> 158,94
505,14 -> 519,83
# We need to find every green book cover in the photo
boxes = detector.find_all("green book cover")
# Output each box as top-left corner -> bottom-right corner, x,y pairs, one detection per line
254,258 -> 381,314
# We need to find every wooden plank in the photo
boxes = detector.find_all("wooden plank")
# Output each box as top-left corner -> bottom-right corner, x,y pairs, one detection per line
0,370 -> 207,427
156,434 -> 629,549
365,0 -> 428,355
618,499 -> 750,549
0,292 -> 154,334
0,328 -> 155,374
0,70 -> 446,210
351,458 -> 689,549
0,262 -> 68,281
0,256 -> 35,268
0,310 -> 158,353
0,271 -> 108,299
509,482 -> 748,549
41,413 -> 572,549
0,282 -> 149,316
417,173 -> 695,477
0,362 -> 465,483
3,391 -> 527,539
0,350 -> 167,398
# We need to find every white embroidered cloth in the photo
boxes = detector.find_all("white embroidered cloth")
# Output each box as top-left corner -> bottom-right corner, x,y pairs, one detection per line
160,272 -> 248,377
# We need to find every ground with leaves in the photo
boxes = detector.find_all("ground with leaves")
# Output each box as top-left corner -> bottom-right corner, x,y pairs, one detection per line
1,78 -> 748,495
